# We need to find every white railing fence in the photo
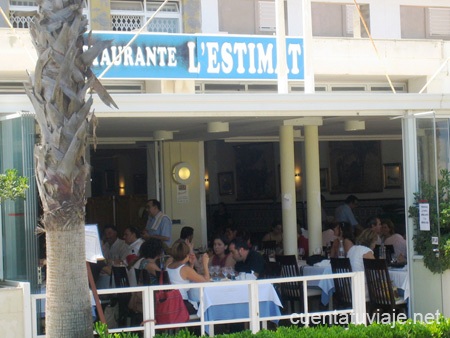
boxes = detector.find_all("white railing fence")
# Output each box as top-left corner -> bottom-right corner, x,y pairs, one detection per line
28,272 -> 366,338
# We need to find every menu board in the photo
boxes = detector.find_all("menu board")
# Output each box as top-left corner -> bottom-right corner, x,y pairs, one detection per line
85,224 -> 104,263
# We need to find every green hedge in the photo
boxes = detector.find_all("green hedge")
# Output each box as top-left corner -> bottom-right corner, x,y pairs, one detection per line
153,318 -> 450,338
95,317 -> 450,338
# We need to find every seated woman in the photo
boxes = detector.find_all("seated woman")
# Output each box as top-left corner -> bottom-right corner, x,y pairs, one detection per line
330,222 -> 355,258
381,218 -> 407,262
347,228 -> 377,271
262,220 -> 283,251
166,241 -> 210,314
346,228 -> 377,300
209,234 -> 235,269
137,238 -> 164,286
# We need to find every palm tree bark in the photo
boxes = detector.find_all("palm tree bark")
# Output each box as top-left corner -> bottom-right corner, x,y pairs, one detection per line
25,0 -> 116,336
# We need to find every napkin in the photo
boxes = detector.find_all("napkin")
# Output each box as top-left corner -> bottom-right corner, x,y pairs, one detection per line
314,259 -> 331,267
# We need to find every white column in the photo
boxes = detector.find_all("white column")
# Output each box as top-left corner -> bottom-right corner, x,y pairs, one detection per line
280,125 -> 298,256
304,125 -> 322,256
402,114 -> 418,318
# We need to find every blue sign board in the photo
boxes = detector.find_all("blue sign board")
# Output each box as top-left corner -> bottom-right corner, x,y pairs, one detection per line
89,32 -> 304,81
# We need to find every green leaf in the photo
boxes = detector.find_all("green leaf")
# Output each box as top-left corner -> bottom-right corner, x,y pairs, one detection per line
0,169 -> 29,204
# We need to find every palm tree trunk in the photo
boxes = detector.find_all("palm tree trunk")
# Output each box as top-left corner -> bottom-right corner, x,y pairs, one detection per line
46,225 -> 92,337
25,0 -> 116,335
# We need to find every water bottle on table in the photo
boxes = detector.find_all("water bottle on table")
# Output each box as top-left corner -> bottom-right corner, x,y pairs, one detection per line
338,239 -> 345,258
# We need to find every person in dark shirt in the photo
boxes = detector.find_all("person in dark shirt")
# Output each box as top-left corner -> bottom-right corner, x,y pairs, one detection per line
229,239 -> 265,278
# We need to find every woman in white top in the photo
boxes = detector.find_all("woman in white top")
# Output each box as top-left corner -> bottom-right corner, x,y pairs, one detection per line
347,228 -> 377,300
347,228 -> 377,271
166,241 -> 210,314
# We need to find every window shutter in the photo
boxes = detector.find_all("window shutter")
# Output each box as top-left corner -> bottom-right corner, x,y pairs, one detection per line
345,5 -> 356,35
258,1 -> 276,32
428,8 -> 450,37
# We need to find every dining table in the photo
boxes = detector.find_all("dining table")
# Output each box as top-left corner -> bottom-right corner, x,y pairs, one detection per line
197,281 -> 282,334
300,260 -> 410,307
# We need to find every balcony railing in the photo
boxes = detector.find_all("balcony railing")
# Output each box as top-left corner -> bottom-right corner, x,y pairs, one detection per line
27,272 -> 366,337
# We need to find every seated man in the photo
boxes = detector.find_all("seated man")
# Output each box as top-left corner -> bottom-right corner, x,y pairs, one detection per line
229,239 -> 265,278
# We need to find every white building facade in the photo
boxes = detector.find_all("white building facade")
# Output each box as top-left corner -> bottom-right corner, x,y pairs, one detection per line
1,0 -> 450,329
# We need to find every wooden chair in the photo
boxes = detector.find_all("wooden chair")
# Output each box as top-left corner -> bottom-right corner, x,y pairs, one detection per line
330,258 -> 352,309
263,259 -> 282,279
111,266 -> 133,326
112,266 -> 130,288
276,255 -> 322,313
363,258 -> 407,319
276,255 -> 305,312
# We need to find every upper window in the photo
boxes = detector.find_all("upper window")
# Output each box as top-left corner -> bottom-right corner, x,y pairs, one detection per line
312,2 -> 370,38
110,0 -> 181,33
8,0 -> 89,29
401,6 -> 450,40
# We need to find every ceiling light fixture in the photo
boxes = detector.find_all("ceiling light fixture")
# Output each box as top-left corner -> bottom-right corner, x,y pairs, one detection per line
207,121 -> 229,133
344,120 -> 365,131
153,130 -> 173,140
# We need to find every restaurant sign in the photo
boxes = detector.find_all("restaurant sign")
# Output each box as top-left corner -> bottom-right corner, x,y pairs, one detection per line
88,32 -> 304,81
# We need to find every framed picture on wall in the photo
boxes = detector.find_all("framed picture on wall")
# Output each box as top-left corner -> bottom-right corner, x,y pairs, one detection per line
234,143 -> 276,200
384,163 -> 402,189
218,172 -> 234,195
329,141 -> 383,194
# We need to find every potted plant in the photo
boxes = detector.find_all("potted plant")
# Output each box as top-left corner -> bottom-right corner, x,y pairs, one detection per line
409,168 -> 450,273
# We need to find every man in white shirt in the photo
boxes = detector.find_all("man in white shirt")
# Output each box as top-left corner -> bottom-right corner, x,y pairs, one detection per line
142,199 -> 172,247
97,225 -> 129,289
123,226 -> 144,265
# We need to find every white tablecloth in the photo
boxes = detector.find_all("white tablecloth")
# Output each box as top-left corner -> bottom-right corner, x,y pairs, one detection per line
198,282 -> 282,334
301,265 -> 334,305
200,283 -> 282,313
388,267 -> 410,300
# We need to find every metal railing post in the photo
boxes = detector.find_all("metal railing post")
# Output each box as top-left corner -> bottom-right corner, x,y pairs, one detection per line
248,281 -> 260,333
351,271 -> 367,325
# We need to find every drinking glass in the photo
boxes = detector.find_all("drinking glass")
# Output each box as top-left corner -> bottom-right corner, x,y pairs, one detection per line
390,253 -> 397,265
209,265 -> 220,278
229,268 -> 236,280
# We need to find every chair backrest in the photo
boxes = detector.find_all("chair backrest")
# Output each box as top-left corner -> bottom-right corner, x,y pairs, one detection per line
363,258 -> 396,307
112,266 -> 130,288
276,254 -> 300,277
276,255 -> 304,310
330,258 -> 352,308
263,260 -> 282,279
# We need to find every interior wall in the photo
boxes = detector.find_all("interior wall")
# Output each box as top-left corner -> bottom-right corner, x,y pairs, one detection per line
163,141 -> 204,247
206,139 -> 404,204
90,148 -> 147,196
